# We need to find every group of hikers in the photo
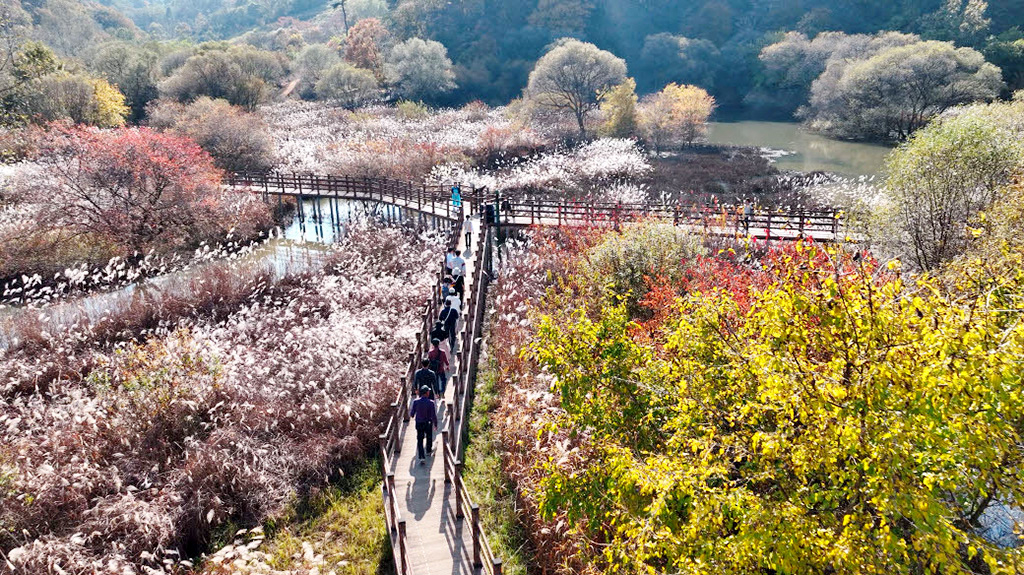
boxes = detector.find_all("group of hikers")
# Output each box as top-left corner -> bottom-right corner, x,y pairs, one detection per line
409,246 -> 468,464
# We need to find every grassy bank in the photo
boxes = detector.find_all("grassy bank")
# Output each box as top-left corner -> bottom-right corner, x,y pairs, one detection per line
461,337 -> 533,575
204,456 -> 391,574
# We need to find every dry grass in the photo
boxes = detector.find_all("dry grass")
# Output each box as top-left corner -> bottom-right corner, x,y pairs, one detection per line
1,223 -> 442,572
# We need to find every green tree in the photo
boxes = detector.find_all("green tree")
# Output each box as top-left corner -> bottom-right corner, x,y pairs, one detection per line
18,72 -> 128,127
921,0 -> 991,46
527,0 -> 594,37
89,41 -> 159,121
803,40 -> 1003,140
527,38 -> 627,136
882,104 -> 1023,270
984,29 -> 1024,92
637,33 -> 719,94
752,31 -> 919,118
383,37 -> 455,103
597,78 -> 637,138
294,43 -> 340,99
315,62 -> 379,108
158,45 -> 286,110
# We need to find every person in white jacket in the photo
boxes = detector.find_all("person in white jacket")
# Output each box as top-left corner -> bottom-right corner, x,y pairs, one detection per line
445,292 -> 462,314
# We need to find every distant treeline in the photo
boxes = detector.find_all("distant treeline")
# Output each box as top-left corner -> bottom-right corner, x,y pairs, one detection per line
92,0 -> 1024,115
0,0 -> 1020,139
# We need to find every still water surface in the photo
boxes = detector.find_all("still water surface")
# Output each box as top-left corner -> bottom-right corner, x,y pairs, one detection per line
706,121 -> 892,178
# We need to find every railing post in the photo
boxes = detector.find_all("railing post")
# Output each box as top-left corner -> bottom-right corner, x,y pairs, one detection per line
442,430 -> 451,483
493,559 -> 503,575
448,406 -> 456,446
402,375 -> 410,422
455,461 -> 464,519
472,504 -> 482,567
398,520 -> 408,574
386,472 -> 396,525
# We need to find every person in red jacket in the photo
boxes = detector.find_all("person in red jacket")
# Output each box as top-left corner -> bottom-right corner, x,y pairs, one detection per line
427,338 -> 450,397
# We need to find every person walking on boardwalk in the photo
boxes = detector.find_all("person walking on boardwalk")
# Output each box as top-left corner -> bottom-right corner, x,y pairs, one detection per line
428,337 -> 450,397
440,276 -> 454,302
414,358 -> 438,399
445,290 -> 462,314
409,385 -> 437,464
452,249 -> 466,278
431,320 -> 450,357
445,248 -> 457,277
439,299 -> 460,352
452,268 -> 466,300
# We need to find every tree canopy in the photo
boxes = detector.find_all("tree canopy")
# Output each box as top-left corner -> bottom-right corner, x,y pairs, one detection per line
882,101 -> 1023,269
802,40 -> 1003,140
638,83 -> 716,150
316,62 -> 380,108
527,38 -> 627,135
527,237 -> 1024,574
383,37 -> 456,102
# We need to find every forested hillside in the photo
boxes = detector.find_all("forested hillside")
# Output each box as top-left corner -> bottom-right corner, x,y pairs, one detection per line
84,0 -> 1024,114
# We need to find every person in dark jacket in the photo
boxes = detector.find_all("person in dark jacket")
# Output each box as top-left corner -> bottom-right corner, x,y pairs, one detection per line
439,299 -> 460,352
414,358 -> 438,399
409,385 -> 437,463
452,269 -> 466,300
430,320 -> 450,357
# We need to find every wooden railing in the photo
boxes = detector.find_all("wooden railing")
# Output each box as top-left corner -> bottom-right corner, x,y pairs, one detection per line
378,208 -> 506,575
494,198 -> 843,238
230,171 -> 845,241
376,202 -> 465,575
227,171 -> 485,221
440,220 -> 501,575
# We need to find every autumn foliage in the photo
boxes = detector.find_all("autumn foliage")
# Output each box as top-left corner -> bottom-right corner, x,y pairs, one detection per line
491,224 -> 1024,575
33,123 -> 271,255
344,18 -> 390,78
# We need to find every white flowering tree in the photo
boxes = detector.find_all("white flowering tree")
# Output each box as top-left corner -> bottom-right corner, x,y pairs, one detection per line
384,37 -> 456,103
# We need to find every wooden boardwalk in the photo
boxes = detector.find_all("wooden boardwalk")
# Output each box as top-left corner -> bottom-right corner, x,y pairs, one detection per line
228,171 -> 851,244
387,217 -> 481,575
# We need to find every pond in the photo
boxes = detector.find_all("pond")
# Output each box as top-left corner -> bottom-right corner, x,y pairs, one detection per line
706,121 -> 892,179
